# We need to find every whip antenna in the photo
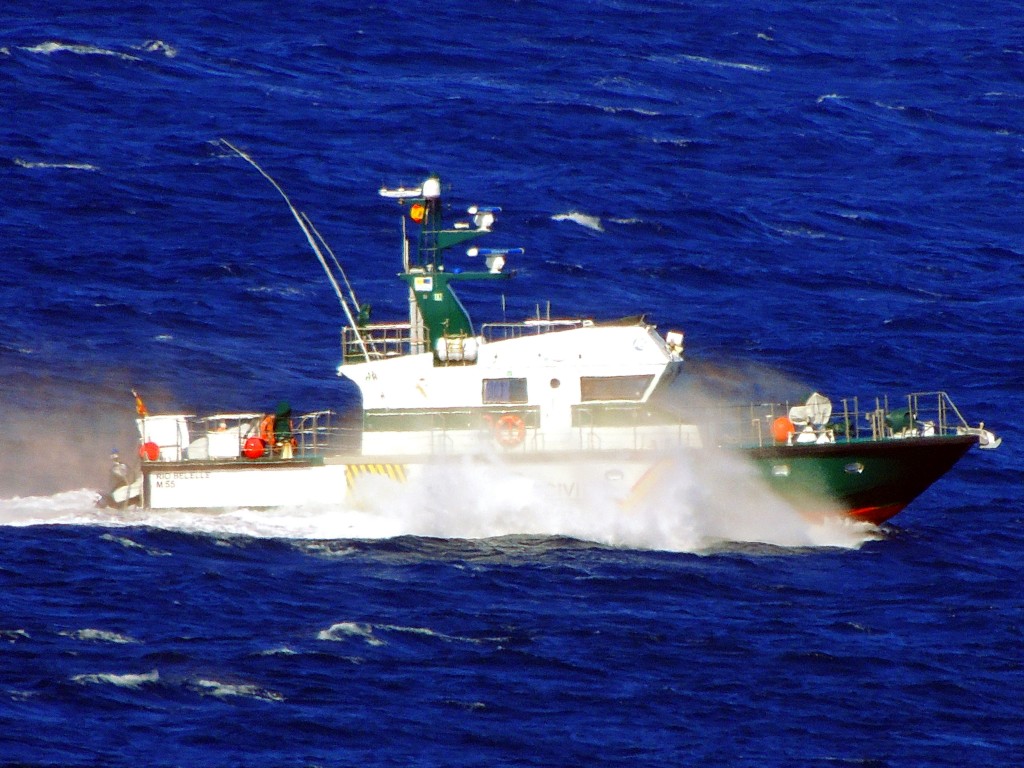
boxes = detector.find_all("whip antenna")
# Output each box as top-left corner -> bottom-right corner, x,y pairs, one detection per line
218,139 -> 369,361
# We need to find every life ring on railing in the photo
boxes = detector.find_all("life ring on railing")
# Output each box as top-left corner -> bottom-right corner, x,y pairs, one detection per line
494,413 -> 526,448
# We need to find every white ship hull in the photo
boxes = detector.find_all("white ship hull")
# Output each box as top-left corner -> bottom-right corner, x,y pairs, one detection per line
140,452 -> 670,511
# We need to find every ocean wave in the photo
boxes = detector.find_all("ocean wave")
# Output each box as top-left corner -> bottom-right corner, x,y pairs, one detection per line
551,211 -> 604,232
0,489 -> 102,527
14,158 -> 99,172
61,628 -> 140,644
190,678 -> 284,702
317,621 -> 385,645
72,670 -> 159,689
596,104 -> 661,117
99,533 -> 172,557
257,646 -> 298,656
23,41 -> 140,61
316,620 -> 483,646
652,53 -> 769,73
135,39 -> 178,58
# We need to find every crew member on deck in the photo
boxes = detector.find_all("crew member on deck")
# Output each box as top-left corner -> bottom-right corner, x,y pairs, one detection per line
274,400 -> 294,459
97,449 -> 131,509
110,449 -> 129,491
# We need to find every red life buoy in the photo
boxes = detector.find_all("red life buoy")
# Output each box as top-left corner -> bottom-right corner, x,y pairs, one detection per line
139,441 -> 159,461
243,436 -> 265,459
772,416 -> 795,443
494,413 -> 526,448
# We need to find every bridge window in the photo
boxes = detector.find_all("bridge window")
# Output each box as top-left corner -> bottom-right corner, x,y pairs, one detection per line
483,378 -> 528,404
580,375 -> 653,402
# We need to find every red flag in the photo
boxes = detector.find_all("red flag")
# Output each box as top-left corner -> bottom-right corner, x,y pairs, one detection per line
132,389 -> 148,418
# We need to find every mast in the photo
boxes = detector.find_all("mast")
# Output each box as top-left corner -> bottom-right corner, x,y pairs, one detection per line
379,176 -> 522,359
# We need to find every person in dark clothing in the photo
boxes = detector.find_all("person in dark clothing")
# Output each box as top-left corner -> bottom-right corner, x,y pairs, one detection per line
274,400 -> 294,458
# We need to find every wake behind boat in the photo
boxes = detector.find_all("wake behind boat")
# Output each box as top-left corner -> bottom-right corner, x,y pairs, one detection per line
100,146 -> 1000,525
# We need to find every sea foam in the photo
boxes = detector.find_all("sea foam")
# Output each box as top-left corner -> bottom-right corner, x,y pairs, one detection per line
551,211 -> 604,232
24,41 -> 140,61
72,670 -> 159,689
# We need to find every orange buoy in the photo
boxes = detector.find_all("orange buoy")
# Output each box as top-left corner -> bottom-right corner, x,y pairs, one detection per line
139,441 -> 159,461
772,416 -> 795,443
243,436 -> 265,459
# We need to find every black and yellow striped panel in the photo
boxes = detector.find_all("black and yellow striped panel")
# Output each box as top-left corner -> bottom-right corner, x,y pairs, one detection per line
344,463 -> 408,489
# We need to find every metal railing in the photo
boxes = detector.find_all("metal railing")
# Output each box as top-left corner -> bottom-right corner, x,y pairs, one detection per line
480,318 -> 592,342
693,391 -> 973,449
341,322 -> 421,362
138,410 -> 351,463
138,392 -> 977,463
341,317 -> 593,362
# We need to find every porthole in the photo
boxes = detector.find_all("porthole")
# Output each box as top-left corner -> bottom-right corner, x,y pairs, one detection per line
844,462 -> 865,475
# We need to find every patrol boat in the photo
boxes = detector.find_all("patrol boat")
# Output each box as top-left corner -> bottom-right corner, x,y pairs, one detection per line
106,149 -> 1000,524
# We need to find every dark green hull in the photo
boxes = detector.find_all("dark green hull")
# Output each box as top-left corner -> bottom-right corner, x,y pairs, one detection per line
746,434 -> 977,523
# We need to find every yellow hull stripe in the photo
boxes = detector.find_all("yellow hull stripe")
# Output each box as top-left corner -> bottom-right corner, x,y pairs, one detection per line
345,463 -> 408,489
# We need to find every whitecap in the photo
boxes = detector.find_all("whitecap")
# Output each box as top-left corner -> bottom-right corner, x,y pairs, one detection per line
99,533 -> 171,557
24,41 -> 140,62
816,93 -> 845,105
14,158 -> 99,172
0,629 -> 30,642
377,623 -> 482,644
678,54 -> 769,73
551,212 -> 604,232
62,628 -> 139,644
72,670 -> 159,688
317,621 -> 385,646
258,646 -> 298,656
191,679 -> 283,702
597,105 -> 660,117
137,39 -> 178,58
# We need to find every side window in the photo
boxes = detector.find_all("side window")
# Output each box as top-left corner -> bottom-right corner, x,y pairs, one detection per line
482,378 -> 529,404
580,375 -> 653,402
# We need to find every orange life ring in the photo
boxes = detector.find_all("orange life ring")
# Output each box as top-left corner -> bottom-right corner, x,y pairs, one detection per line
494,413 -> 526,448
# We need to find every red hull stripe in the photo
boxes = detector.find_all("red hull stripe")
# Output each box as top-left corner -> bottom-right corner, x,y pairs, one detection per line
849,503 -> 907,525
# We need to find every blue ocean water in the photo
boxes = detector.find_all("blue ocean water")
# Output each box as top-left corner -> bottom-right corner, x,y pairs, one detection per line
2,1 -> 1022,765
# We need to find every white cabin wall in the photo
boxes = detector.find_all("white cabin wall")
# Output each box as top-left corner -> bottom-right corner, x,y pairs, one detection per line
340,325 -> 675,414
